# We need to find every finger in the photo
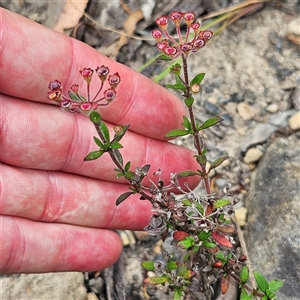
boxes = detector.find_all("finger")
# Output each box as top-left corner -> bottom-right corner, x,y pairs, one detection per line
1,163 -> 153,229
1,8 -> 186,139
1,216 -> 123,273
1,96 -> 200,186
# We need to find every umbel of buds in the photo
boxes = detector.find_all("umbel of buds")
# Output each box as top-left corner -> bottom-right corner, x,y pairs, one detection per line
152,11 -> 213,59
48,66 -> 121,116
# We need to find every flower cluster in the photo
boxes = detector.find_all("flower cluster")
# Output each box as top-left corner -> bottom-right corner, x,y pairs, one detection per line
48,66 -> 120,115
152,11 -> 213,59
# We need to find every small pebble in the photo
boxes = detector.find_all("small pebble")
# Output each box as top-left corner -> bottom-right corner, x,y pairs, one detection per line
234,207 -> 247,227
244,148 -> 263,164
288,111 -> 300,130
237,103 -> 257,120
265,103 -> 278,113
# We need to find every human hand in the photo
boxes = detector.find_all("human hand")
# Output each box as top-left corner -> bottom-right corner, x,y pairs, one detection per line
0,8 -> 200,273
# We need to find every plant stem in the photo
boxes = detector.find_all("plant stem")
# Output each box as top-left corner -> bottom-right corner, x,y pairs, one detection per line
181,55 -> 211,195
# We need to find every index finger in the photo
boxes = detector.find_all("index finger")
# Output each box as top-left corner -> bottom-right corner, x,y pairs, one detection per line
0,8 -> 186,139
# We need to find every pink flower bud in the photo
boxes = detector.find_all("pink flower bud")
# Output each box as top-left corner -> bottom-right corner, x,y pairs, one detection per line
169,11 -> 183,27
156,15 -> 168,30
70,84 -> 79,94
80,102 -> 93,111
104,88 -> 116,101
180,43 -> 193,54
80,68 -> 93,83
108,73 -> 121,89
157,39 -> 168,51
48,80 -> 61,91
48,89 -> 62,102
191,83 -> 200,93
183,12 -> 196,26
202,30 -> 213,41
152,29 -> 162,42
191,22 -> 201,35
192,37 -> 205,50
164,46 -> 178,58
96,65 -> 110,81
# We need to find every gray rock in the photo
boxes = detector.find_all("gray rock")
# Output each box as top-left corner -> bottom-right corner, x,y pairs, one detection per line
240,123 -> 277,152
0,272 -> 87,300
244,137 -> 300,300
269,110 -> 296,128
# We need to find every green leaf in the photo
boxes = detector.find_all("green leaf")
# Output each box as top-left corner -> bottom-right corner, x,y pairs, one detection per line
141,261 -> 155,271
190,73 -> 205,85
202,241 -> 216,248
182,199 -> 192,206
141,164 -> 151,173
209,155 -> 229,172
178,236 -> 195,249
198,231 -> 211,241
195,154 -> 206,169
166,83 -> 186,91
240,266 -> 249,284
90,111 -> 101,125
265,289 -> 276,299
116,191 -> 134,206
100,121 -> 110,143
184,96 -> 194,107
254,272 -> 269,293
268,280 -> 283,292
124,171 -> 137,181
213,199 -> 231,209
197,117 -> 223,130
68,90 -> 82,102
84,150 -> 104,161
170,63 -> 181,76
182,116 -> 192,131
144,275 -> 169,285
215,251 -> 226,261
156,54 -> 172,61
173,289 -> 183,300
110,141 -> 123,150
167,260 -> 178,271
240,288 -> 253,300
164,129 -> 189,138
93,136 -> 104,148
124,161 -> 131,172
177,170 -> 199,178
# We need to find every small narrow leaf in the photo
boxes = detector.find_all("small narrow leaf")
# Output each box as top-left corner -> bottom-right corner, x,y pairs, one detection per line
216,224 -> 235,234
93,136 -> 104,148
116,191 -> 134,206
84,150 -> 104,161
178,236 -> 194,248
100,121 -> 110,143
166,83 -> 186,91
173,289 -> 183,300
209,155 -> 229,172
182,116 -> 192,131
90,111 -> 101,125
182,199 -> 192,206
221,274 -> 230,294
212,231 -> 233,248
190,73 -> 205,85
184,96 -> 194,107
240,288 -> 253,300
268,280 -> 283,292
141,261 -> 155,271
164,129 -> 189,138
124,161 -> 131,172
215,251 -> 226,261
213,199 -> 231,209
110,141 -> 123,149
124,171 -> 137,181
198,117 -> 223,130
202,241 -> 217,248
141,164 -> 151,173
156,54 -> 172,61
144,276 -> 169,285
177,170 -> 199,178
68,90 -> 82,102
240,266 -> 249,284
253,272 -> 269,293
167,261 -> 178,271
198,231 -> 211,241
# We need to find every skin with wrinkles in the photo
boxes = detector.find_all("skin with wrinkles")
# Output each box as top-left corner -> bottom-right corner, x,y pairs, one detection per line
0,8 -> 200,274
